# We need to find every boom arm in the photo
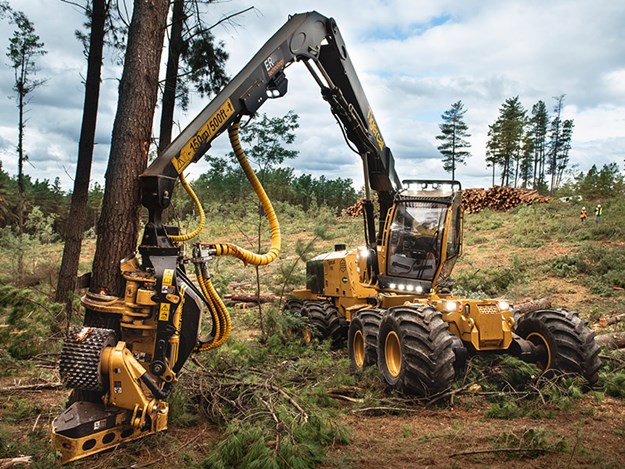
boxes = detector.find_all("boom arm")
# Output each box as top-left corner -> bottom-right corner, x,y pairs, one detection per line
140,11 -> 400,245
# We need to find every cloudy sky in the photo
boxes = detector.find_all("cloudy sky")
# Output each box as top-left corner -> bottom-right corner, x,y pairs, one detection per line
0,0 -> 624,193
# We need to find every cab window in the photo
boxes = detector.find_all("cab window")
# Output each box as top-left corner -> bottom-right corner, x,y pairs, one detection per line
388,202 -> 446,280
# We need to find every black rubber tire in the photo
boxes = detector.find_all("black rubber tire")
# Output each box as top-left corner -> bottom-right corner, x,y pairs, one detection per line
283,298 -> 304,316
348,309 -> 383,369
515,308 -> 602,385
282,298 -> 308,342
377,305 -> 456,397
302,300 -> 347,348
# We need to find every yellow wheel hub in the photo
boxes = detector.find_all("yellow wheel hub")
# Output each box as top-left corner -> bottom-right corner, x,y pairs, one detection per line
303,326 -> 312,344
385,331 -> 402,378
527,331 -> 552,370
352,330 -> 365,368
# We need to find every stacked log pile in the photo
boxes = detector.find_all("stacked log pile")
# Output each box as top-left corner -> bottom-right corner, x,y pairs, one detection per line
345,198 -> 365,217
462,186 -> 550,213
345,187 -> 549,216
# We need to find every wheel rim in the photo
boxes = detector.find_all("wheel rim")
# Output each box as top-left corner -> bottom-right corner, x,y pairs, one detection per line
303,326 -> 312,344
385,331 -> 402,378
527,331 -> 552,370
352,329 -> 365,368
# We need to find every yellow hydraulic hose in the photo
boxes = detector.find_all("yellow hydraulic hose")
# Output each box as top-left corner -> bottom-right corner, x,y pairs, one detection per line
195,269 -> 231,351
195,269 -> 221,346
168,122 -> 281,267
210,121 -> 281,266
168,172 -> 205,243
172,120 -> 281,352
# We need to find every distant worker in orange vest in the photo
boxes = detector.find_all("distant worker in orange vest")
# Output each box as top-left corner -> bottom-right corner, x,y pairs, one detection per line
595,204 -> 603,223
580,207 -> 587,222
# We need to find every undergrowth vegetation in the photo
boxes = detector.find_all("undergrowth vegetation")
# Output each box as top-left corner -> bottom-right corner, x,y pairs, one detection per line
1,196 -> 625,466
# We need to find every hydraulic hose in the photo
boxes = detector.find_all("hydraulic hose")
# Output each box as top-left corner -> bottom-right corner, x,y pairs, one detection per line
168,171 -> 205,243
195,268 -> 231,351
169,121 -> 281,264
210,121 -> 281,266
173,120 -> 281,352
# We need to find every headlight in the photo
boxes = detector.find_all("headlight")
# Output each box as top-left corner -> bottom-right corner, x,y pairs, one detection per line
445,301 -> 458,313
389,283 -> 397,289
498,301 -> 510,311
415,285 -> 423,294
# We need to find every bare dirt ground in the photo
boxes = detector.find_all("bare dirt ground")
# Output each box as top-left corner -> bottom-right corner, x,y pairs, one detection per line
2,384 -> 624,468
326,396 -> 625,468
2,211 -> 624,467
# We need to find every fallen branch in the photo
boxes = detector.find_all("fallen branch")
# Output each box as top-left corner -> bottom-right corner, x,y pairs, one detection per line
450,447 -> 552,457
426,382 -> 475,407
0,382 -> 63,393
0,457 -> 33,469
328,393 -> 364,403
350,406 -> 424,415
219,380 -> 309,423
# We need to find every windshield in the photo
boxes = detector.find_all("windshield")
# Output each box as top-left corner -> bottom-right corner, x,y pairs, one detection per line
387,202 -> 447,280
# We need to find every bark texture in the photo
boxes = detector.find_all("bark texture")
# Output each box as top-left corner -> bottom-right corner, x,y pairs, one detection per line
55,0 -> 107,310
91,0 -> 168,296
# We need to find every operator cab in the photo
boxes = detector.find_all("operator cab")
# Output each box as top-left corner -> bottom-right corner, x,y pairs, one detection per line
380,180 -> 462,293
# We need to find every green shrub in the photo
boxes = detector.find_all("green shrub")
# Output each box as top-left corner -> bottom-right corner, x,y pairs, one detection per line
600,371 -> 625,398
0,285 -> 63,359
551,255 -> 581,278
486,400 -> 523,419
453,258 -> 526,297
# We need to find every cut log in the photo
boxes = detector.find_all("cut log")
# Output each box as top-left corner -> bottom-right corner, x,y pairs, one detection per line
462,187 -> 550,214
0,382 -> 62,393
513,298 -> 552,315
345,198 -> 365,217
598,313 -> 625,327
223,293 -> 278,304
595,332 -> 625,350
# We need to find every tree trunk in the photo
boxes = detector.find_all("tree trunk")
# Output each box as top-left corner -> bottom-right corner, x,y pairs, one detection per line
158,0 -> 185,153
55,0 -> 107,314
17,87 -> 24,284
90,0 -> 168,296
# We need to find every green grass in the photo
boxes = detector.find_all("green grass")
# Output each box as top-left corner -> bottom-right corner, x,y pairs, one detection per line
1,195 -> 625,466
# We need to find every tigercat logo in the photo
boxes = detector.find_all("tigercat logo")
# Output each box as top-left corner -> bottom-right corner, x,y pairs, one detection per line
368,109 -> 385,151
173,99 -> 235,173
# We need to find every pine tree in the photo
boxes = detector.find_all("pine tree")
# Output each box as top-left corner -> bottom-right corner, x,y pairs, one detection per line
91,0 -> 169,296
6,10 -> 46,283
436,100 -> 471,180
485,97 -> 526,187
547,95 -> 574,192
158,0 -> 234,152
56,0 -> 110,315
554,119 -> 574,188
529,100 -> 549,190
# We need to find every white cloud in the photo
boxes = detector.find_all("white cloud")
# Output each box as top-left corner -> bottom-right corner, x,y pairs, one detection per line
0,0 -> 623,193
